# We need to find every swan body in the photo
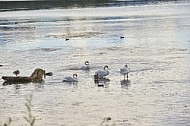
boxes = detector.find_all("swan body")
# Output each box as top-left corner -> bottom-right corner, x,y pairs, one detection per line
95,65 -> 109,78
81,61 -> 90,70
120,64 -> 130,80
63,74 -> 78,82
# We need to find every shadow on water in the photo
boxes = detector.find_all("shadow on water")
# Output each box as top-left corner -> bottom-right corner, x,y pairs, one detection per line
2,81 -> 29,86
13,83 -> 44,89
2,81 -> 45,87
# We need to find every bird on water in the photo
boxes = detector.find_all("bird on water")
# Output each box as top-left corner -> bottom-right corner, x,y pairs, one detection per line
95,65 -> 109,78
13,70 -> 20,76
120,64 -> 130,80
63,74 -> 78,82
81,61 -> 90,70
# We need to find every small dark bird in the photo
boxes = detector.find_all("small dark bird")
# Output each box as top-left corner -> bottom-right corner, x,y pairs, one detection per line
120,36 -> 124,39
65,38 -> 69,41
0,65 -> 3,67
13,70 -> 20,76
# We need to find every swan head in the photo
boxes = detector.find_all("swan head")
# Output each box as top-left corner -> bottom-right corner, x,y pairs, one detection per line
104,65 -> 109,70
73,74 -> 77,79
85,61 -> 89,65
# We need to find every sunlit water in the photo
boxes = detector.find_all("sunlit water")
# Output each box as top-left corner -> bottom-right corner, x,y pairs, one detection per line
0,1 -> 190,126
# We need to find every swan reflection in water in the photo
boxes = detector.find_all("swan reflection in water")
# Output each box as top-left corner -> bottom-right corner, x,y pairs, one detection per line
94,74 -> 110,88
120,79 -> 131,89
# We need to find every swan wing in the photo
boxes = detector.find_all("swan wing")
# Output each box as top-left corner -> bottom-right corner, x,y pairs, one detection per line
120,67 -> 130,75
81,65 -> 90,70
63,76 -> 77,82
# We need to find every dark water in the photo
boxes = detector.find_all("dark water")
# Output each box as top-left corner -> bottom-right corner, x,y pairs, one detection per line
0,0 -> 190,126
0,0 -> 188,11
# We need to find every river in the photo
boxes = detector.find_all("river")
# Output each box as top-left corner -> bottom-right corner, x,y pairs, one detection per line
0,0 -> 190,126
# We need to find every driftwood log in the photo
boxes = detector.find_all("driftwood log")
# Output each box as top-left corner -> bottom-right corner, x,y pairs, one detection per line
2,68 -> 46,85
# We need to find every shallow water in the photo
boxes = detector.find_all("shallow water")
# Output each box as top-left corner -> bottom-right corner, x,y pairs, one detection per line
0,1 -> 190,126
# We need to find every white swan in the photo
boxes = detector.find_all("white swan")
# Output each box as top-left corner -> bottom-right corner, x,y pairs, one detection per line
95,65 -> 109,78
120,64 -> 130,80
63,74 -> 78,82
81,61 -> 90,70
